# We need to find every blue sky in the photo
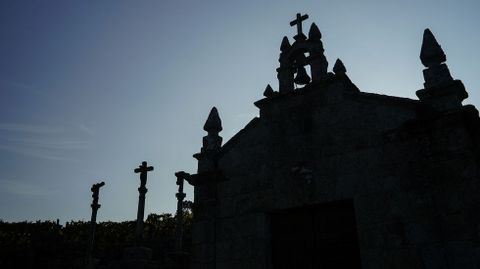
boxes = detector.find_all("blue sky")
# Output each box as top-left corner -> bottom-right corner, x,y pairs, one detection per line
0,0 -> 479,223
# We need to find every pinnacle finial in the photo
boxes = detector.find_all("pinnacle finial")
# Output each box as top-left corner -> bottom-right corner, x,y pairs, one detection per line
263,84 -> 275,98
203,107 -> 222,133
280,36 -> 291,52
420,28 -> 446,67
333,58 -> 346,75
308,23 -> 322,40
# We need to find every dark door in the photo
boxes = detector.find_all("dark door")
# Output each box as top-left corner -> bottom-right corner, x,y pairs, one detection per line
271,200 -> 361,268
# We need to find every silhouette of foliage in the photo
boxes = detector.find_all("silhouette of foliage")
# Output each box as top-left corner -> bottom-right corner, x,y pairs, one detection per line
0,203 -> 193,269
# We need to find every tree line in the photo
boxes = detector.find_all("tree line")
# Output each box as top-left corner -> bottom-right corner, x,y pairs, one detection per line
0,202 -> 193,269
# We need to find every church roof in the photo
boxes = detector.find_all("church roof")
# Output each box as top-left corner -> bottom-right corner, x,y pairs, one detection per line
200,13 -> 470,164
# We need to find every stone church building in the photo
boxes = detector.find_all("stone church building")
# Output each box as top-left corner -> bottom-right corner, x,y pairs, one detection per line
183,13 -> 480,269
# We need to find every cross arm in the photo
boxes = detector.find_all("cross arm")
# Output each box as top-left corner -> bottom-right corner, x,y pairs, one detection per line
134,166 -> 154,173
289,13 -> 309,26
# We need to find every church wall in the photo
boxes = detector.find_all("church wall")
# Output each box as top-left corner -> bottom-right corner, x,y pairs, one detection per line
207,85 -> 480,268
186,13 -> 480,268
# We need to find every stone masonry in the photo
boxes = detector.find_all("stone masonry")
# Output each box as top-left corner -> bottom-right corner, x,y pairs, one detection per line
185,14 -> 480,269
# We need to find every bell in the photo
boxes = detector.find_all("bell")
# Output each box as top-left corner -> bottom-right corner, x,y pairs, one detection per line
294,65 -> 311,85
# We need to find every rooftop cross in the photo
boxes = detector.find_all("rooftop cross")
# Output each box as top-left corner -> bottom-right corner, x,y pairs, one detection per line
290,13 -> 309,40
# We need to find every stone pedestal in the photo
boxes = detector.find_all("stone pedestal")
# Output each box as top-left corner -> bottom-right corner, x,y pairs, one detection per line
416,79 -> 468,111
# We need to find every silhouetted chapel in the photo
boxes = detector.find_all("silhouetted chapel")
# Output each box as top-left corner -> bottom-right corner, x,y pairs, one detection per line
182,14 -> 480,269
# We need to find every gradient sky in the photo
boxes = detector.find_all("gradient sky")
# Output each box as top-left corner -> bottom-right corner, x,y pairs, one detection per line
0,0 -> 479,223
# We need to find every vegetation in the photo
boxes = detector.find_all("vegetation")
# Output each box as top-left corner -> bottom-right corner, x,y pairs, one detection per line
0,202 -> 193,269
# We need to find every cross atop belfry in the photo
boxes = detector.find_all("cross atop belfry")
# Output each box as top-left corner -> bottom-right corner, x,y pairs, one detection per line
290,13 -> 309,40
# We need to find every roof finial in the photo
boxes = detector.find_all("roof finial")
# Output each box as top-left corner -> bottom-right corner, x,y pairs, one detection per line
280,36 -> 291,52
308,23 -> 322,40
419,28 -> 453,89
416,28 -> 468,110
263,84 -> 275,98
195,107 -> 223,171
420,28 -> 446,67
333,58 -> 346,75
203,107 -> 222,134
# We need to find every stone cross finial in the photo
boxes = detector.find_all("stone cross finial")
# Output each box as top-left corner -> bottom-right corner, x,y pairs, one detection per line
91,182 -> 105,209
135,161 -> 154,187
290,13 -> 309,40
87,181 -> 105,265
133,161 -> 154,246
175,171 -> 189,191
174,171 -> 190,252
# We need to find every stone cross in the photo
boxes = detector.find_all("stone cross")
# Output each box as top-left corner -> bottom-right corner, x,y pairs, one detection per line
87,181 -> 105,265
134,161 -> 154,246
290,13 -> 309,40
174,171 -> 189,252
